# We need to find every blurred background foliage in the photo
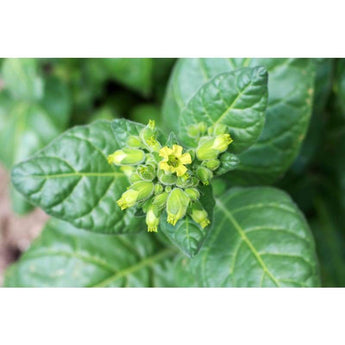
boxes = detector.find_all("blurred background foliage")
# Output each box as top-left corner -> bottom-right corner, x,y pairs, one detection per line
0,58 -> 345,286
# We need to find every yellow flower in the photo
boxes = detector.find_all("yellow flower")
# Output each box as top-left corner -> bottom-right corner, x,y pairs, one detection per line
159,145 -> 192,177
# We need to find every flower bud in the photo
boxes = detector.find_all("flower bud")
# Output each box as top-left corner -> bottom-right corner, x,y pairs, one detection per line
196,134 -> 233,161
158,169 -> 177,185
184,188 -> 200,201
216,152 -> 240,175
129,173 -> 142,183
154,184 -> 164,195
196,166 -> 213,185
140,121 -> 161,152
190,201 -> 210,229
127,135 -> 142,148
187,122 -> 207,138
137,165 -> 155,181
117,181 -> 154,210
166,188 -> 190,226
108,148 -> 145,165
146,205 -> 161,232
203,159 -> 220,171
152,191 -> 169,210
176,171 -> 194,188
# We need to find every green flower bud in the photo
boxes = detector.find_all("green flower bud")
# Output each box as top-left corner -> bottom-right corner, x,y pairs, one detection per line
140,121 -> 161,152
216,152 -> 240,175
146,205 -> 162,232
137,165 -> 155,181
176,171 -> 194,188
158,169 -> 177,185
127,135 -> 142,148
129,172 -> 143,183
196,166 -> 213,185
190,201 -> 210,229
196,134 -> 233,161
187,122 -> 207,138
165,186 -> 172,193
145,153 -> 159,167
117,181 -> 154,210
203,159 -> 220,171
108,148 -> 145,165
154,184 -> 164,195
208,123 -> 228,136
184,188 -> 200,201
166,188 -> 190,226
152,191 -> 169,210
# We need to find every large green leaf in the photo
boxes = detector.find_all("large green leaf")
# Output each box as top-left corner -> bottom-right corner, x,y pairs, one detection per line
11,120 -> 143,234
191,187 -> 320,287
180,67 -> 268,153
41,76 -> 72,129
1,58 -> 44,101
104,58 -> 153,97
163,58 -> 315,184
4,218 -> 176,287
160,185 -> 215,258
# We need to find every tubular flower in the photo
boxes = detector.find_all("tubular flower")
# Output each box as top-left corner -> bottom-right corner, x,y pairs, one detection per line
146,205 -> 161,232
166,188 -> 190,226
159,145 -> 192,177
108,148 -> 145,165
190,201 -> 210,229
117,181 -> 154,210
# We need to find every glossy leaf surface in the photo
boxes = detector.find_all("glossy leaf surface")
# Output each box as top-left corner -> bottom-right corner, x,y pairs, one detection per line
4,218 -> 175,287
163,58 -> 315,184
192,187 -> 320,287
11,120 -> 143,233
180,67 -> 268,153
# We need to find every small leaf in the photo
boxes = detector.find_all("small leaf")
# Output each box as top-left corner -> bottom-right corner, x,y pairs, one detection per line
4,218 -> 176,287
191,187 -> 320,287
1,58 -> 44,101
160,185 -> 215,257
11,120 -> 143,234
180,67 -> 268,153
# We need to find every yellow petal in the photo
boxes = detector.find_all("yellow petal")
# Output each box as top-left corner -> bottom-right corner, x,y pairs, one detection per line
175,164 -> 187,177
159,161 -> 172,173
172,145 -> 183,157
180,153 -> 192,164
159,146 -> 172,158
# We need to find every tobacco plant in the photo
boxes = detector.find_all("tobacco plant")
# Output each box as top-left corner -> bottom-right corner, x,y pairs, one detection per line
2,58 -> 344,287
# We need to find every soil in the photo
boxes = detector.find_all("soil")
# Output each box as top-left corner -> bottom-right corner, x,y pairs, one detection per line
0,164 -> 49,286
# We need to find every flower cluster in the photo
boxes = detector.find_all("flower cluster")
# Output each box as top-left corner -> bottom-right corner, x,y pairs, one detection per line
107,120 -> 233,232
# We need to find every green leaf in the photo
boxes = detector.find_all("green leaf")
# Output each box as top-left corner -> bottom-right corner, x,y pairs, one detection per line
1,58 -> 44,101
111,118 -> 145,147
180,67 -> 268,153
4,218 -> 176,287
11,120 -> 143,234
334,59 -> 345,118
0,103 -> 60,170
104,58 -> 153,97
163,58 -> 315,184
160,185 -> 215,257
191,187 -> 320,287
40,76 -> 72,129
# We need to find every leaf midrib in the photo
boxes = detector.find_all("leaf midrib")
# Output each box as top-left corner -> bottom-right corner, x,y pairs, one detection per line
215,198 -> 280,287
92,248 -> 176,287
22,172 -> 125,179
